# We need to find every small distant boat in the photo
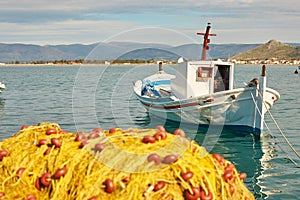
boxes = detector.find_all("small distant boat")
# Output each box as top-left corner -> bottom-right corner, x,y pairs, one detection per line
0,82 -> 5,93
133,23 -> 280,136
298,66 -> 300,70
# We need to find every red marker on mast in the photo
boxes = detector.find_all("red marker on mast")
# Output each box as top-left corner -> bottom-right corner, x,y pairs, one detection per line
197,23 -> 216,60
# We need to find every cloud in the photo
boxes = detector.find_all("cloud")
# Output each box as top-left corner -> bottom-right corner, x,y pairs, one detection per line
0,0 -> 278,21
0,19 -> 136,44
1,0 -> 299,24
0,0 -> 299,44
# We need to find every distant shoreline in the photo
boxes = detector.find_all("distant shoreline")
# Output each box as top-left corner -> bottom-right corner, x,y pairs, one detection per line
0,63 -> 83,67
0,63 -> 158,67
0,63 -> 299,67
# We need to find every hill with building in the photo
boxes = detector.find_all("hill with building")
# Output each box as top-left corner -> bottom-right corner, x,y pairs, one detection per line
231,40 -> 300,61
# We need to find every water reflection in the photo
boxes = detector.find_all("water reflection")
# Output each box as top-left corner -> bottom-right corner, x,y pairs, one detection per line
0,97 -> 5,139
0,98 -> 4,111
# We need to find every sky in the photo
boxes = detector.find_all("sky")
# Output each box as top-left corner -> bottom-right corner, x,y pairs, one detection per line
0,0 -> 299,46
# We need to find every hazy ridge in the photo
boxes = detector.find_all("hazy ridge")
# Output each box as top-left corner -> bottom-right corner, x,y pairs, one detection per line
0,41 -> 299,63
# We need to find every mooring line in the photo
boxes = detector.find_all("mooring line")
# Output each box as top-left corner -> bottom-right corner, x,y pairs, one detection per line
253,89 -> 300,167
266,108 -> 300,159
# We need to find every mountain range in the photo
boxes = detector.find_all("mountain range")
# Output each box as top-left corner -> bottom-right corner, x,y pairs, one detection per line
0,41 -> 299,63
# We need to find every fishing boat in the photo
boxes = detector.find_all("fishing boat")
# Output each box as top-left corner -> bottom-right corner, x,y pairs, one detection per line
0,82 -> 5,93
133,23 -> 280,136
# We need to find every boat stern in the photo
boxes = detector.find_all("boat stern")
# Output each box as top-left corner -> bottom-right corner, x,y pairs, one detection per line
0,82 -> 5,92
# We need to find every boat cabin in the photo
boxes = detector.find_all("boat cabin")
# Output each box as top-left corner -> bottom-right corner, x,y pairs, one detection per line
171,60 -> 234,99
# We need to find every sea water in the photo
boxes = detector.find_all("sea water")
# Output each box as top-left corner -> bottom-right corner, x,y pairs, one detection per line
0,64 -> 299,199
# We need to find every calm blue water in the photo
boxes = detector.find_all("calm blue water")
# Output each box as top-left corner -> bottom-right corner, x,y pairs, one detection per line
0,64 -> 299,199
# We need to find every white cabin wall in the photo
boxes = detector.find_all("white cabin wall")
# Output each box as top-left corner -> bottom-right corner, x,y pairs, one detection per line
186,62 -> 211,98
171,61 -> 235,99
171,62 -> 188,99
171,61 -> 212,99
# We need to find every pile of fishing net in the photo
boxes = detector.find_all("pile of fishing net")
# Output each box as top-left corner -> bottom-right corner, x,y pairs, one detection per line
0,122 -> 254,200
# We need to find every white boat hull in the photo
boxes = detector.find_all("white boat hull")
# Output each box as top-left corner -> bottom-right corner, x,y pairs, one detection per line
134,85 -> 279,135
0,82 -> 5,93
132,23 -> 280,136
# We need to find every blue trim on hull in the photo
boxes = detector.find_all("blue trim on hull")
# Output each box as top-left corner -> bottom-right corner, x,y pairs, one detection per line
153,80 -> 171,85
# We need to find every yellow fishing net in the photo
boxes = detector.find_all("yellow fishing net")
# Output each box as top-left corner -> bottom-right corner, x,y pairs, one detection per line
0,122 -> 254,200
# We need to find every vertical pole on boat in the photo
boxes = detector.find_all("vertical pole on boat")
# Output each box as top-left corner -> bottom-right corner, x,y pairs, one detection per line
197,23 -> 216,60
158,61 -> 163,72
256,65 -> 267,134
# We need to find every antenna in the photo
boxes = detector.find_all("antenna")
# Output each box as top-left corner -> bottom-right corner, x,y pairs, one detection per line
197,23 -> 216,60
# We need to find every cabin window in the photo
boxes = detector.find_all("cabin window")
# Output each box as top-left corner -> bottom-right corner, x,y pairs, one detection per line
196,67 -> 212,82
214,65 -> 230,92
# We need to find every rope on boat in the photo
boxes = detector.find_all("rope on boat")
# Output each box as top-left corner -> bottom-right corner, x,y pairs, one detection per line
259,114 -> 300,167
251,89 -> 300,167
146,98 -> 159,112
265,109 -> 300,160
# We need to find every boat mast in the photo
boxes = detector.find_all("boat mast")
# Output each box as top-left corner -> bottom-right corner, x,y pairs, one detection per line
197,23 -> 216,60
